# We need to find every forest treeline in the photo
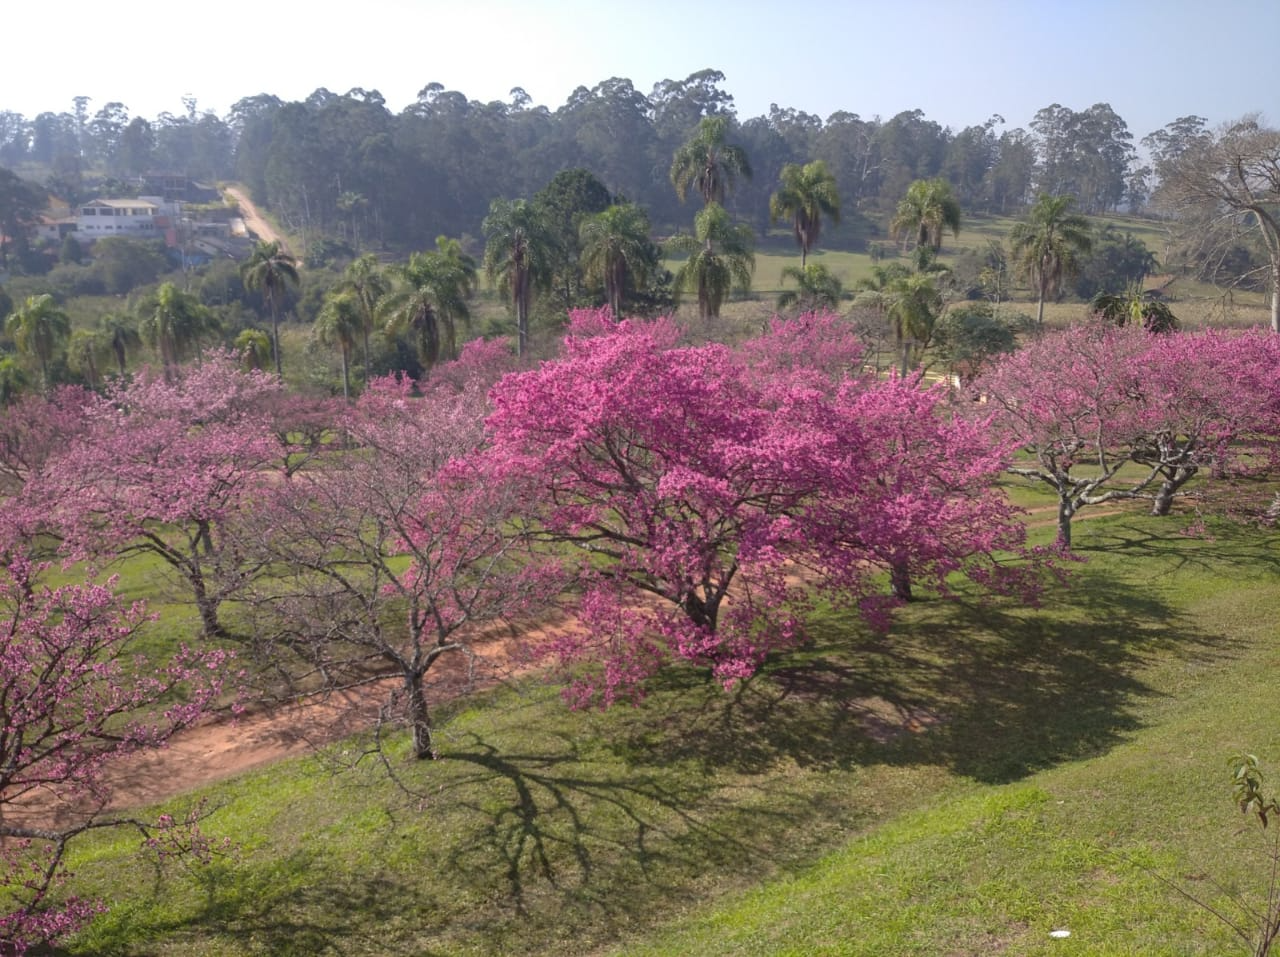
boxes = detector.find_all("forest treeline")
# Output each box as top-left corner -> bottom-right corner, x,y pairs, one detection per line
0,69 -> 1201,247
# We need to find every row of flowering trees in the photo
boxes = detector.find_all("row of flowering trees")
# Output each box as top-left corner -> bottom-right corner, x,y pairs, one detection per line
3,311 -> 1280,948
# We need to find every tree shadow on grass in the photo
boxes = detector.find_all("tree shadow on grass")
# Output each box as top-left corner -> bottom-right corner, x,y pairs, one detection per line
429,731 -> 804,951
617,564 -> 1233,785
1076,518 -> 1280,577
66,849 -> 454,957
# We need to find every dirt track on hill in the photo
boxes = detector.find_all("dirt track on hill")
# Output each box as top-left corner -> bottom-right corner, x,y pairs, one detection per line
222,184 -> 290,255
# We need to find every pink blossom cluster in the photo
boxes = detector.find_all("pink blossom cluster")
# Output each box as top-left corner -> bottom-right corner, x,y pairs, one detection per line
479,311 -> 1032,706
976,325 -> 1280,544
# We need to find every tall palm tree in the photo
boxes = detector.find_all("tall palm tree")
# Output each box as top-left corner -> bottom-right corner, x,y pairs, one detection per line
769,160 -> 841,267
890,178 -> 962,252
665,203 -> 755,319
483,199 -> 556,357
5,294 -> 70,392
382,236 -> 479,368
98,312 -> 141,378
315,290 -> 362,399
579,203 -> 654,317
339,253 -> 391,384
139,282 -> 216,379
1008,193 -> 1093,326
777,263 -> 844,313
240,239 -> 300,376
670,116 -> 753,207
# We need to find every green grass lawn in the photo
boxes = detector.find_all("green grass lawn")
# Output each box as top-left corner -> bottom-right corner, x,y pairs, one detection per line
51,500 -> 1280,956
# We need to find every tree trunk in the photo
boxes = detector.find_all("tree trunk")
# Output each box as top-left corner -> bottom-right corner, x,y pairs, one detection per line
270,306 -> 282,377
191,576 -> 223,639
1271,258 -> 1279,334
1151,481 -> 1177,516
1057,496 -> 1075,548
407,673 -> 437,760
890,561 -> 913,601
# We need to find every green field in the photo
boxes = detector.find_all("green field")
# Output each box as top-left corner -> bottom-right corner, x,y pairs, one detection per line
52,483 -> 1280,955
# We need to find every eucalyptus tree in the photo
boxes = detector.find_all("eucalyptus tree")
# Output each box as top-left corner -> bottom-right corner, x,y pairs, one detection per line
240,239 -> 300,375
670,115 -> 753,208
769,160 -> 841,267
666,203 -> 755,319
315,290 -> 362,399
4,294 -> 70,392
578,202 -> 655,317
1156,116 -> 1280,332
381,236 -> 479,368
483,199 -> 556,357
890,177 -> 962,252
1008,193 -> 1093,326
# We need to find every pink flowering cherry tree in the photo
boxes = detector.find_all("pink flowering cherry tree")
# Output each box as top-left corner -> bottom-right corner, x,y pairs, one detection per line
977,325 -> 1280,545
480,317 -> 1031,707
240,374 -> 558,759
40,356 -> 284,638
0,520 -> 231,953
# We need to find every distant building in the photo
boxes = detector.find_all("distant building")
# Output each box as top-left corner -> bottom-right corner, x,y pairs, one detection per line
76,198 -> 167,239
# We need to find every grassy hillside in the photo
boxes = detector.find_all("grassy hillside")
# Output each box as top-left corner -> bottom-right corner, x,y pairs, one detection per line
53,486 -> 1280,955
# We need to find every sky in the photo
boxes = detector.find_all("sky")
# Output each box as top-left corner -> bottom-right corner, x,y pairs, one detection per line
6,0 -> 1276,142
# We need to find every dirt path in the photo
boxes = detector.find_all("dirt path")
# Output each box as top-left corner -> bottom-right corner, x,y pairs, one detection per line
99,637 -> 530,811
222,184 -> 290,256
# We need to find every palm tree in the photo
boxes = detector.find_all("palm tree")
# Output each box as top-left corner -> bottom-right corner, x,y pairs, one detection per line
769,161 -> 841,267
666,203 -> 755,320
1008,193 -> 1093,326
0,356 -> 27,405
240,239 -> 300,376
5,294 -> 70,392
98,312 -> 141,378
139,282 -> 216,379
777,263 -> 844,313
382,236 -> 479,368
1091,287 -> 1180,333
670,116 -> 753,207
483,199 -> 556,357
67,328 -> 106,387
339,254 -> 391,384
315,291 -> 362,399
234,329 -> 273,371
883,272 -> 944,375
853,263 -> 914,373
579,203 -> 654,317
890,178 -> 962,253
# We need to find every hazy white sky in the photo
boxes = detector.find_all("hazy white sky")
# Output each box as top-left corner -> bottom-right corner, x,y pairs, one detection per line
7,0 -> 1276,140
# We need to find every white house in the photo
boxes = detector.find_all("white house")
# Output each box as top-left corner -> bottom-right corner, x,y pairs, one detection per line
75,198 -> 178,239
